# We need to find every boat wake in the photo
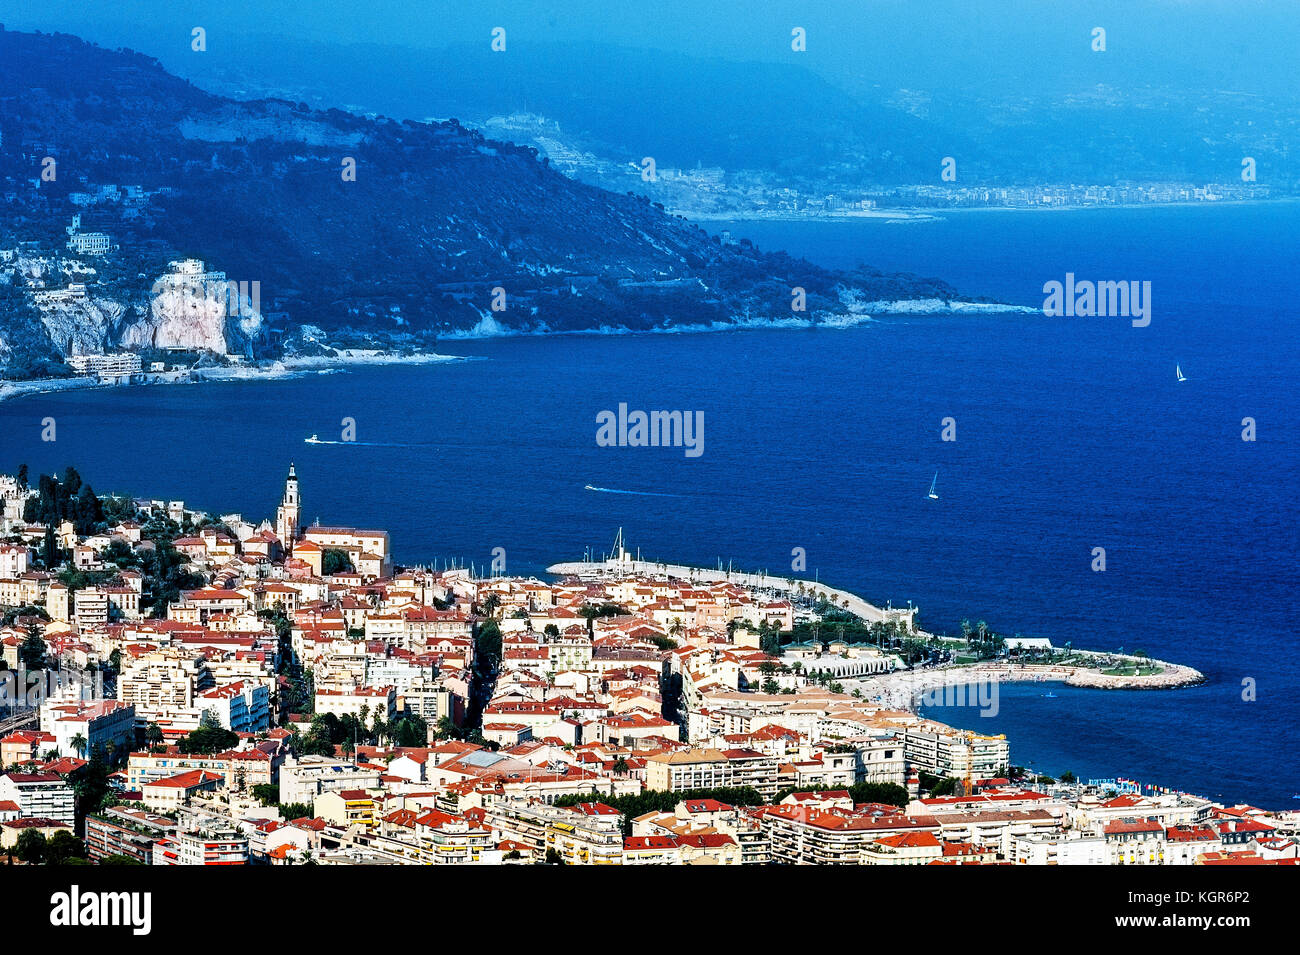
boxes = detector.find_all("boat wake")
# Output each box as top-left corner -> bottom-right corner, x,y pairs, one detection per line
304,437 -> 429,448
583,484 -> 679,498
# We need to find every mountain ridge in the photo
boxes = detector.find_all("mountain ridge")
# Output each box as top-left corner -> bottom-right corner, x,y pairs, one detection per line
0,27 -> 972,378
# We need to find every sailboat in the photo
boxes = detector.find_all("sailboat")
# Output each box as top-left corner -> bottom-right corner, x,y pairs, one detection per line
927,472 -> 940,500
1176,365 -> 1187,382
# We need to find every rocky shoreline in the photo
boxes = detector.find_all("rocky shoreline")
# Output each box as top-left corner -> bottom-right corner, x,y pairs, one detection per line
855,659 -> 1206,712
0,350 -> 467,405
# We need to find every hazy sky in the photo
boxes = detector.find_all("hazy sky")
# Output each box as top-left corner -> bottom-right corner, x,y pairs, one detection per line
5,0 -> 1296,96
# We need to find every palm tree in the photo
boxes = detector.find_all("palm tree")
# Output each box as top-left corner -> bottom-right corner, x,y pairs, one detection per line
70,733 -> 87,759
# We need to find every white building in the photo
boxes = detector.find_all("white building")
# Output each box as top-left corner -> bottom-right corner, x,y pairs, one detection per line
313,685 -> 396,723
66,353 -> 141,377
152,824 -> 248,866
278,756 -> 384,805
39,698 -> 136,759
0,772 -> 76,827
0,545 -> 29,579
66,231 -> 111,255
198,680 -> 271,733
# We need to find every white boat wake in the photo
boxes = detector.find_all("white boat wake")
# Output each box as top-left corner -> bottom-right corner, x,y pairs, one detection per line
583,484 -> 680,498
304,437 -> 430,448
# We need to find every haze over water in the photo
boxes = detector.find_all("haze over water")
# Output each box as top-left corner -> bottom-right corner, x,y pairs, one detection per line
3,203 -> 1295,805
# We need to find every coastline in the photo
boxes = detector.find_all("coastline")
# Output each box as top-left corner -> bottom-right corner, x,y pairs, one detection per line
0,350 -> 468,406
684,196 -> 1297,223
855,660 -> 1206,713
0,303 -> 1037,404
549,556 -> 1206,704
686,209 -> 940,223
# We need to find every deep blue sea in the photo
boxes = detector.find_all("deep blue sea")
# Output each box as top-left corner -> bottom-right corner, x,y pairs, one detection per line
3,204 -> 1296,806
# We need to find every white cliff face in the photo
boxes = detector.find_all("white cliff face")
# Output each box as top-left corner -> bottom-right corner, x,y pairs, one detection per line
38,297 -> 131,355
6,253 -> 262,369
121,283 -> 227,352
118,280 -> 261,353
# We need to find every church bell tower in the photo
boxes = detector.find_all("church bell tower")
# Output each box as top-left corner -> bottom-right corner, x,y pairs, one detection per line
276,463 -> 301,554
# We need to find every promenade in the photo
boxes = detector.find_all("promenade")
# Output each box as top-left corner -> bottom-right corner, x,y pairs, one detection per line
546,557 -> 917,628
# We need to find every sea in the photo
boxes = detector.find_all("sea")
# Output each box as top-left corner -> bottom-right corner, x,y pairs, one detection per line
3,203 -> 1296,806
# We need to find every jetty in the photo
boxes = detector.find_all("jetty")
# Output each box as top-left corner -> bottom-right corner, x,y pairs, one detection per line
547,531 -> 916,629
856,659 -> 1206,712
547,531 -> 1205,700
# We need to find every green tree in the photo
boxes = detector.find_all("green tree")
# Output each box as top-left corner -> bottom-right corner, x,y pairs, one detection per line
44,830 -> 88,865
73,484 -> 104,535
179,726 -> 238,755
41,524 -> 59,568
321,548 -> 354,576
279,802 -> 313,821
19,625 -> 48,670
14,828 -> 46,864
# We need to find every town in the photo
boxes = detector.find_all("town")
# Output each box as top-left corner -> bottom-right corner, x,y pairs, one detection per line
0,465 -> 1292,866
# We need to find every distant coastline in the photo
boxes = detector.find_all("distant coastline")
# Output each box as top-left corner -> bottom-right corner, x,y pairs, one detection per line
688,195 -> 1298,223
0,350 -> 467,406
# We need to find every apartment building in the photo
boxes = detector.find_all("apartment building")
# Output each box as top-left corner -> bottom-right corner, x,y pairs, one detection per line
153,824 -> 248,865
198,680 -> 271,733
313,685 -> 397,722
0,772 -> 76,827
760,805 -> 940,865
901,725 -> 1010,781
278,756 -> 383,805
142,770 -> 223,812
39,698 -> 136,758
314,789 -> 377,829
86,807 -> 177,863
645,747 -> 781,800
